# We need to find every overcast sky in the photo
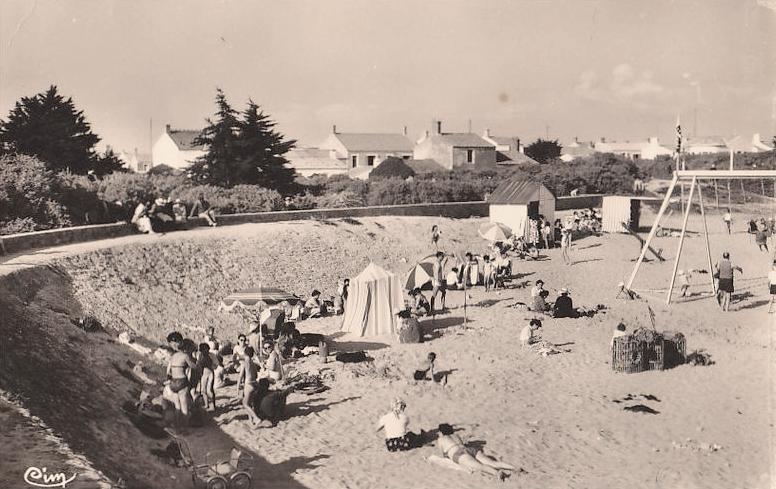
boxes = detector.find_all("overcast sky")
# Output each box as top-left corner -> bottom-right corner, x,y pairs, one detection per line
1,0 -> 774,153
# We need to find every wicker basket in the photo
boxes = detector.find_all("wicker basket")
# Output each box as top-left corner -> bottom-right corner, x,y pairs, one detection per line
612,336 -> 649,373
613,329 -> 686,373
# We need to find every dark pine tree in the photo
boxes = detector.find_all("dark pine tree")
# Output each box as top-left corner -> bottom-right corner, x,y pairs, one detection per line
0,85 -> 101,174
234,100 -> 297,192
188,89 -> 241,186
95,147 -> 128,175
525,138 -> 563,164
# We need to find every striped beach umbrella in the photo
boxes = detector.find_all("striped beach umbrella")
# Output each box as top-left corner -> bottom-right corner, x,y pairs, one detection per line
220,286 -> 299,312
478,222 -> 512,242
405,253 -> 444,291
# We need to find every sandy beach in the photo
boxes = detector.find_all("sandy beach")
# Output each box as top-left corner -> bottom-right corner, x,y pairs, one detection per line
1,210 -> 774,489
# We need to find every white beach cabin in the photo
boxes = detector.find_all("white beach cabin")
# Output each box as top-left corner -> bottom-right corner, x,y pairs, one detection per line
488,180 -> 556,238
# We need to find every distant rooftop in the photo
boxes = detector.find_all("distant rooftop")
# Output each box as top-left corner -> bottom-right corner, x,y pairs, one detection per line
333,133 -> 414,152
166,127 -> 205,151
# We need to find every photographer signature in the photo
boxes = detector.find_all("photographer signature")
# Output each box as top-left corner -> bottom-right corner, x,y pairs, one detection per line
23,467 -> 77,488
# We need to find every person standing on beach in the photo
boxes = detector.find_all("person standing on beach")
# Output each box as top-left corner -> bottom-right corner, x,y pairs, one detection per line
431,225 -> 441,251
560,227 -> 572,265
431,251 -> 447,313
715,251 -> 743,312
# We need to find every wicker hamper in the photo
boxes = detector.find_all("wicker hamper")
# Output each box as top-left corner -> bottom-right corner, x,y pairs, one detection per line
613,329 -> 686,373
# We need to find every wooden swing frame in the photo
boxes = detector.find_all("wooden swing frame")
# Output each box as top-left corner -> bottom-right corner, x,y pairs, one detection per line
626,170 -> 776,305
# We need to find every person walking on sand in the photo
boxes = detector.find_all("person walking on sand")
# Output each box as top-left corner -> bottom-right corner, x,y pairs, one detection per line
436,423 -> 515,480
431,225 -> 441,251
722,209 -> 732,235
430,251 -> 447,314
715,252 -> 743,312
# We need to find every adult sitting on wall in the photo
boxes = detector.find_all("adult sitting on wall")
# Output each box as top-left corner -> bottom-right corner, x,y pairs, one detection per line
190,193 -> 218,227
172,198 -> 187,222
131,200 -> 160,235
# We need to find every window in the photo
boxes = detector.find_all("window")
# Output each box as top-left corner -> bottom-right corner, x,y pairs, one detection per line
633,154 -> 640,160
403,155 -> 411,160
367,155 -> 376,166
351,155 -> 357,168
466,149 -> 474,163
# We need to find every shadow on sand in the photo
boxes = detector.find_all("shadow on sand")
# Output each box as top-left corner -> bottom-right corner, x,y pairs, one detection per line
422,316 -> 468,341
285,396 -> 361,418
327,332 -> 390,352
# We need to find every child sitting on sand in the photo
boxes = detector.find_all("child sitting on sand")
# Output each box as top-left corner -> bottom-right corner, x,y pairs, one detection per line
409,288 -> 431,317
520,319 -> 542,347
610,323 -> 628,349
376,398 -> 424,452
413,352 -> 447,384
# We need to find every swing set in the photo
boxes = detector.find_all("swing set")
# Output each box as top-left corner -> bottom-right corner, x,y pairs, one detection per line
625,169 -> 776,305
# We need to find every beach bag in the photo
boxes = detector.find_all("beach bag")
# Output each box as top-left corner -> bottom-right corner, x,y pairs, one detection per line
397,317 -> 421,344
335,351 -> 368,363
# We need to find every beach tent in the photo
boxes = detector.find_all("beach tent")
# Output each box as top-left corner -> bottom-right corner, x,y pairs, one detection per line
340,262 -> 404,337
488,180 -> 555,238
601,196 -> 642,233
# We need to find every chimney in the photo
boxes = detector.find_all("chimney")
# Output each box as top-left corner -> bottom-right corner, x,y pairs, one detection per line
165,124 -> 171,133
574,136 -> 579,144
432,119 -> 442,135
516,138 -> 521,152
332,124 -> 337,134
600,137 -> 606,143
485,128 -> 491,138
402,126 -> 407,136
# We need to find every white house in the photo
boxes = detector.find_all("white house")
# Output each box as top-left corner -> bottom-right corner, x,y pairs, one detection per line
117,148 -> 152,173
684,136 -> 728,155
318,125 -> 414,179
595,137 -> 672,160
152,125 -> 207,170
560,139 -> 596,162
725,133 -> 774,153
488,180 -> 555,238
286,147 -> 349,177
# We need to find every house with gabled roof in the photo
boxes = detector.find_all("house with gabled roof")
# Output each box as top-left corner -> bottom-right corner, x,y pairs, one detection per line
685,136 -> 728,155
318,125 -> 414,178
413,120 -> 497,170
481,129 -> 540,166
152,125 -> 207,170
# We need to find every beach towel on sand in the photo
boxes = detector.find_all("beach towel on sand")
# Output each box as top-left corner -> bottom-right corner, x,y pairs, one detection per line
426,455 -> 473,473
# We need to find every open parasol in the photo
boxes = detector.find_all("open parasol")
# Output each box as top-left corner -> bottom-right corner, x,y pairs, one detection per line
478,222 -> 512,242
404,254 -> 437,291
219,286 -> 299,312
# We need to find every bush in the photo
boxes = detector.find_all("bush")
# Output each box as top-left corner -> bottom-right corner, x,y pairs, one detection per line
0,154 -> 74,234
175,185 -> 282,214
369,157 -> 415,180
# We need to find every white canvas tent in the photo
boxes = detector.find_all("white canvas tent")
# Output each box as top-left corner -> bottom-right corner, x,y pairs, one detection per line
340,262 -> 404,337
488,180 -> 555,238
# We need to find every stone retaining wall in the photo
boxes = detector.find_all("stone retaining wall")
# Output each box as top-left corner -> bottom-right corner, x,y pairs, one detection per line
0,198 -> 606,255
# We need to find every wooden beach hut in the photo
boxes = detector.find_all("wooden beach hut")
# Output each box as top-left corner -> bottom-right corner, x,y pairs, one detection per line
488,180 -> 556,238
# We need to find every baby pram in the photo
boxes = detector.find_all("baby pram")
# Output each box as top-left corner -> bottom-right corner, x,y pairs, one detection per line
167,430 -> 254,489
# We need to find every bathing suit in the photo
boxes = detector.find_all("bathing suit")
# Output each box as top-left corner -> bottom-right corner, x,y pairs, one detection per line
169,377 -> 189,393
